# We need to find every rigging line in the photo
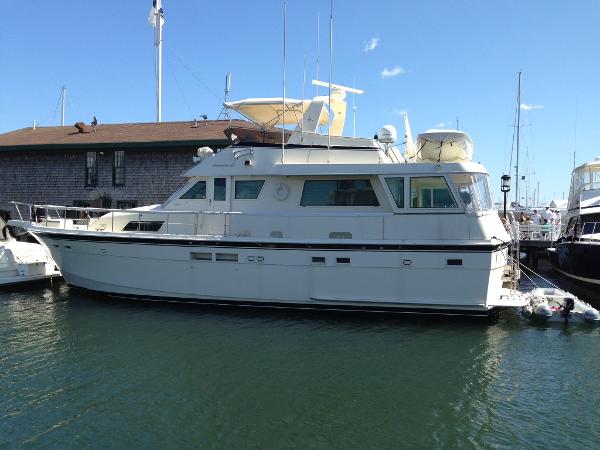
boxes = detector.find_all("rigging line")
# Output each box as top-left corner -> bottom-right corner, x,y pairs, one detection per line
48,88 -> 63,126
165,52 -> 195,118
163,43 -> 223,102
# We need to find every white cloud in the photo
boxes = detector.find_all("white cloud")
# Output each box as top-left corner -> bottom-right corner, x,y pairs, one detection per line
393,109 -> 407,116
381,66 -> 406,78
520,103 -> 543,111
363,38 -> 379,52
434,121 -> 452,128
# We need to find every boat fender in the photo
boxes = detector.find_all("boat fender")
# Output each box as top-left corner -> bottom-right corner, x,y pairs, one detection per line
533,303 -> 553,320
273,183 -> 291,201
583,308 -> 600,323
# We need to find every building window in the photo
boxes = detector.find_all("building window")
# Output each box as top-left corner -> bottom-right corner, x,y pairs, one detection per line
181,180 -> 206,199
300,179 -> 379,206
235,180 -> 265,199
385,177 -> 404,208
214,178 -> 226,201
113,150 -> 125,187
410,177 -> 457,208
116,200 -> 138,209
85,152 -> 98,187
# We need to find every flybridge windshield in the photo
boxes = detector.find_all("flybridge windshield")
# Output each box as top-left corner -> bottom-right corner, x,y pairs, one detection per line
450,173 -> 494,212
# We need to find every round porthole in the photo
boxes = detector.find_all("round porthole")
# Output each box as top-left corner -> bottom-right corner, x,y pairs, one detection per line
273,182 -> 291,201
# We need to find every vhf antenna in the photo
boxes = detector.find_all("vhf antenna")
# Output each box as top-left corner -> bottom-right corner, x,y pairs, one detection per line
218,72 -> 232,121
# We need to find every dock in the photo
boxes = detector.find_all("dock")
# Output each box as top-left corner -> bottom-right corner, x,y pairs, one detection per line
514,223 -> 560,268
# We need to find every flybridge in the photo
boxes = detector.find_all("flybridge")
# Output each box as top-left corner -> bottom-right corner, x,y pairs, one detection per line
224,80 -> 364,137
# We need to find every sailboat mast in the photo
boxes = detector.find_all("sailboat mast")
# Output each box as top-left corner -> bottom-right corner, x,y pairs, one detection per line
515,71 -> 521,205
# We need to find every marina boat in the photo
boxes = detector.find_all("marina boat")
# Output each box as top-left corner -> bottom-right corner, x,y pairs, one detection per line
521,287 -> 600,324
548,157 -> 600,285
9,83 -> 525,316
0,216 -> 60,286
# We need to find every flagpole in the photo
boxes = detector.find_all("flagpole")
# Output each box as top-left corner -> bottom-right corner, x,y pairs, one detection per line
155,1 -> 163,123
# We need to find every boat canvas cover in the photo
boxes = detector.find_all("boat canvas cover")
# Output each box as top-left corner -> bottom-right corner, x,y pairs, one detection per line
225,98 -> 329,128
415,130 -> 473,163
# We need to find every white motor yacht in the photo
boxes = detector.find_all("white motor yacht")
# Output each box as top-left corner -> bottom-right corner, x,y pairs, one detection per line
0,216 -> 60,286
10,82 -> 524,316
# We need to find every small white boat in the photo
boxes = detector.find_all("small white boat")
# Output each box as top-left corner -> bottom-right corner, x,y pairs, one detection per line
522,287 -> 600,324
0,217 -> 60,286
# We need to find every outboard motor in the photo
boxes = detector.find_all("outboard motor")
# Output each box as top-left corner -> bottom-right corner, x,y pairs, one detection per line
560,298 -> 576,322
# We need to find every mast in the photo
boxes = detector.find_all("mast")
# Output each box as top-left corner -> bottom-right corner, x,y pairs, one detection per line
515,71 -> 521,205
60,85 -> 66,126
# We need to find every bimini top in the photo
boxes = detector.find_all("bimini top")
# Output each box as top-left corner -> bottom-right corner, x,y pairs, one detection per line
224,98 -> 326,128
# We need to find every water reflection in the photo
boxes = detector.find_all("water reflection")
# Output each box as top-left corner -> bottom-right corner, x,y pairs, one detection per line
1,263 -> 600,448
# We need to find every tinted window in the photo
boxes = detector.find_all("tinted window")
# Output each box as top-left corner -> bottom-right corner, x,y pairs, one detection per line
385,177 -> 404,208
181,180 -> 206,199
410,177 -> 457,208
123,221 -> 164,232
235,180 -> 265,199
300,180 -> 379,206
214,178 -> 226,201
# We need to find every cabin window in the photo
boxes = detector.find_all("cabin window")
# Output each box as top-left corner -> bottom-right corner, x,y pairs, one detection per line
385,177 -> 404,208
410,177 -> 457,208
116,200 -> 138,209
85,152 -> 98,187
123,221 -> 164,232
300,179 -> 379,206
450,173 -> 493,211
113,150 -> 125,187
214,178 -> 227,201
181,180 -> 207,199
235,180 -> 265,199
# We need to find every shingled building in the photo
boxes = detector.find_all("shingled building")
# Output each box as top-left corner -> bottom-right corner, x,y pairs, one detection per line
0,120 -> 245,217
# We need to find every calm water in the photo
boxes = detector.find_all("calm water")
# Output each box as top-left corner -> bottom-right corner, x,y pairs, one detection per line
2,260 -> 600,449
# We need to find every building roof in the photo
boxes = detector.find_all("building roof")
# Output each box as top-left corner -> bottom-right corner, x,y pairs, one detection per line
0,120 -> 252,151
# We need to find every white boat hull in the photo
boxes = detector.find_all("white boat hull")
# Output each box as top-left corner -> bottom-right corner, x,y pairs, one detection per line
34,229 -> 510,315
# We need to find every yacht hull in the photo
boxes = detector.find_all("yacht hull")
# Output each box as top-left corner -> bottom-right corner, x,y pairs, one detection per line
549,242 -> 600,285
34,231 -> 508,314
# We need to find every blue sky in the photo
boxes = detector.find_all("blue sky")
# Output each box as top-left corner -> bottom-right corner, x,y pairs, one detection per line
2,0 -> 600,205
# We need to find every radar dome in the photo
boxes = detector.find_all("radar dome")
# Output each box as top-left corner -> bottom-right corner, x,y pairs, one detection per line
378,125 -> 397,144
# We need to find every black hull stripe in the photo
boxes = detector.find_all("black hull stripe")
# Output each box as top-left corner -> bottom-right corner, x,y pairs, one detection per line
75,285 -> 496,318
37,231 -> 509,253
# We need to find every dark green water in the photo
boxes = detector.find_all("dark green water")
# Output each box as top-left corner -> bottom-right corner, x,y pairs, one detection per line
2,264 -> 600,449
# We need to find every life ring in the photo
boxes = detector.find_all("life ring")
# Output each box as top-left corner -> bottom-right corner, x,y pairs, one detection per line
273,182 -> 291,201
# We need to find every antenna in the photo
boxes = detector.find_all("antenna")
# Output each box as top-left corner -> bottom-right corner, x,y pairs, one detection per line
218,72 -> 232,120
281,0 -> 287,163
327,0 -> 333,150
60,86 -> 66,126
352,91 -> 357,137
316,13 -> 320,97
302,53 -> 306,135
